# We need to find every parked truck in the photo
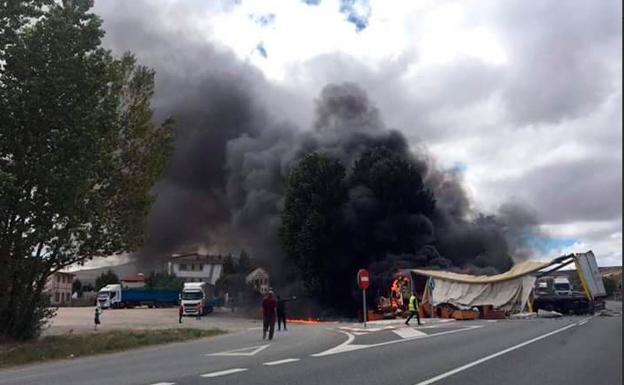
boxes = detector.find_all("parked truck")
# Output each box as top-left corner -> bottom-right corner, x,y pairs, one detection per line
180,282 -> 215,316
533,251 -> 606,315
97,284 -> 179,309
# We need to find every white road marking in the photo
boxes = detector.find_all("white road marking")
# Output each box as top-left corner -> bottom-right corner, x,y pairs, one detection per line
313,325 -> 483,357
393,327 -> 427,339
412,318 -> 590,385
207,344 -> 270,356
200,368 -> 248,378
263,358 -> 301,366
578,319 -> 588,326
150,383 -> 175,385
312,330 -> 356,356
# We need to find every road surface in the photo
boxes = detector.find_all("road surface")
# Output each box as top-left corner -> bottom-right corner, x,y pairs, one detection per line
1,310 -> 621,385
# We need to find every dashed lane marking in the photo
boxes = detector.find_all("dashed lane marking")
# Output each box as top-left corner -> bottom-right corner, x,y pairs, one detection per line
262,358 -> 301,366
150,383 -> 175,385
412,317 -> 591,385
200,368 -> 248,378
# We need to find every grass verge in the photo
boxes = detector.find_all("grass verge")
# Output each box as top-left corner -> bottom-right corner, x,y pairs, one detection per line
0,328 -> 225,368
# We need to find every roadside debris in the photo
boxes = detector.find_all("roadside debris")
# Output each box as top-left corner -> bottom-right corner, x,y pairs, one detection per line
509,312 -> 537,320
597,309 -> 621,317
537,309 -> 563,318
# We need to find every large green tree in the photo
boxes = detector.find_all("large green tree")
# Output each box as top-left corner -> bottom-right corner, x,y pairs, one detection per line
95,270 -> 120,291
0,0 -> 173,340
280,152 -> 346,302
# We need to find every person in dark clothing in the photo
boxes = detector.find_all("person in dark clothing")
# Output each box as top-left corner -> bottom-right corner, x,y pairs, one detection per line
276,295 -> 296,331
262,291 -> 277,340
94,307 -> 101,330
178,305 -> 184,324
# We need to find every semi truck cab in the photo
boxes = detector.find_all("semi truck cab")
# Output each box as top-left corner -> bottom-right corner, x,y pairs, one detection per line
97,284 -> 122,308
181,282 -> 214,316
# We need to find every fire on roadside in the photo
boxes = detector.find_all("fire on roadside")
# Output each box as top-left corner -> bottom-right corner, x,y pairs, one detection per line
287,318 -> 335,324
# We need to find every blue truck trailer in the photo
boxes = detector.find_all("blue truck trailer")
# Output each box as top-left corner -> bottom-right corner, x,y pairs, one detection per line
97,284 -> 179,309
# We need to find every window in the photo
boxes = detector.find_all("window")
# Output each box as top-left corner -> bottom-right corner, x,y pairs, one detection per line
56,275 -> 60,283
198,264 -> 204,271
54,293 -> 59,302
179,264 -> 187,271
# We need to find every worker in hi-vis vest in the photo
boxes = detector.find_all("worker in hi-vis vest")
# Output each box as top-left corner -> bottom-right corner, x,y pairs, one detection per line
405,291 -> 422,326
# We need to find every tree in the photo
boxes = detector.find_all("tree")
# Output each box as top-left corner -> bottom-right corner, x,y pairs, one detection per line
603,276 -> 617,298
280,153 -> 346,302
95,270 -> 119,290
238,250 -> 252,274
145,271 -> 183,291
82,283 -> 95,293
346,146 -> 435,259
72,279 -> 83,298
0,1 -> 173,340
223,254 -> 236,275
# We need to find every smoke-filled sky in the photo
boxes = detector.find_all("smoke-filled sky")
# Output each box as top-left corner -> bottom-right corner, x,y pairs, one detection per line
92,0 -> 621,268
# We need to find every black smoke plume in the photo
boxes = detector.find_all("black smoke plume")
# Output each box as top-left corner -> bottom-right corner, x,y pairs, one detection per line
98,8 -> 541,293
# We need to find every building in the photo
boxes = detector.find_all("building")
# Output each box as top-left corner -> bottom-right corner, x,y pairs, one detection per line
45,271 -> 75,305
121,273 -> 146,289
167,252 -> 225,285
246,268 -> 270,294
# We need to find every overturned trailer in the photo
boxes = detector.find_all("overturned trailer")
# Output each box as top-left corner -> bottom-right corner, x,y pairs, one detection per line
399,251 -> 606,316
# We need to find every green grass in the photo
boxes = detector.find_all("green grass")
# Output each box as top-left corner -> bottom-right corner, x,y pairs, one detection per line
0,328 -> 225,368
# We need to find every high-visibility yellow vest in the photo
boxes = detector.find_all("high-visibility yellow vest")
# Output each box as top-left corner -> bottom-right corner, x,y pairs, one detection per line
408,295 -> 417,311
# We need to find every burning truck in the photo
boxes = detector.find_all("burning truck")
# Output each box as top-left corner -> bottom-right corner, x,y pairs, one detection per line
374,251 -> 606,320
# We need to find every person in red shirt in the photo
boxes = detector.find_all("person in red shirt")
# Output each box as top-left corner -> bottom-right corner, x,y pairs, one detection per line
262,290 -> 277,340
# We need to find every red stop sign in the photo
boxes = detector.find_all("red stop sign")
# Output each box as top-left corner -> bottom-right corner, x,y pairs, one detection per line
357,269 -> 370,290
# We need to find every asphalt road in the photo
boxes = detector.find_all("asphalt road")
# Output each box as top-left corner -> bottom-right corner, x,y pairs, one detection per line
1,310 -> 621,385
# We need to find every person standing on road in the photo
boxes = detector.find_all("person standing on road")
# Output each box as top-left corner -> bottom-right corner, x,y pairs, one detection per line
94,307 -> 101,330
178,304 -> 184,324
262,290 -> 277,340
405,291 -> 422,326
276,295 -> 296,331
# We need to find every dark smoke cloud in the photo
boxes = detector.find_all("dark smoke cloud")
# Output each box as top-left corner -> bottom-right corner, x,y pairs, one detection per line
94,2 -> 542,275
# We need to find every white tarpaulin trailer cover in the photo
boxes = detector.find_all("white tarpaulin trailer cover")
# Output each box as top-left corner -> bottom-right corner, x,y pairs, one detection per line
410,252 -> 604,312
410,260 -> 554,312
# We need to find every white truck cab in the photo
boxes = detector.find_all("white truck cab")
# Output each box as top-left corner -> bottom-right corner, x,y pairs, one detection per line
180,282 -> 213,316
97,284 -> 122,308
554,277 -> 573,296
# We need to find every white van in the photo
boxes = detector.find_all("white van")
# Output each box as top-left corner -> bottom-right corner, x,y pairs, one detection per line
553,277 -> 573,296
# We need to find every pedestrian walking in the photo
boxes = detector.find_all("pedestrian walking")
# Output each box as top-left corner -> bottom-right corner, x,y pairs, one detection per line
178,304 -> 184,324
94,307 -> 101,330
276,295 -> 296,331
262,290 -> 277,340
405,291 -> 422,326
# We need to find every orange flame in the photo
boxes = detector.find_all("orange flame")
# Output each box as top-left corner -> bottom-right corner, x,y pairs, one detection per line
287,318 -> 334,324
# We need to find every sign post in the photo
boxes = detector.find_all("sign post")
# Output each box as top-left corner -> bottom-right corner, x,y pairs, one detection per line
428,277 -> 436,318
357,269 -> 370,327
